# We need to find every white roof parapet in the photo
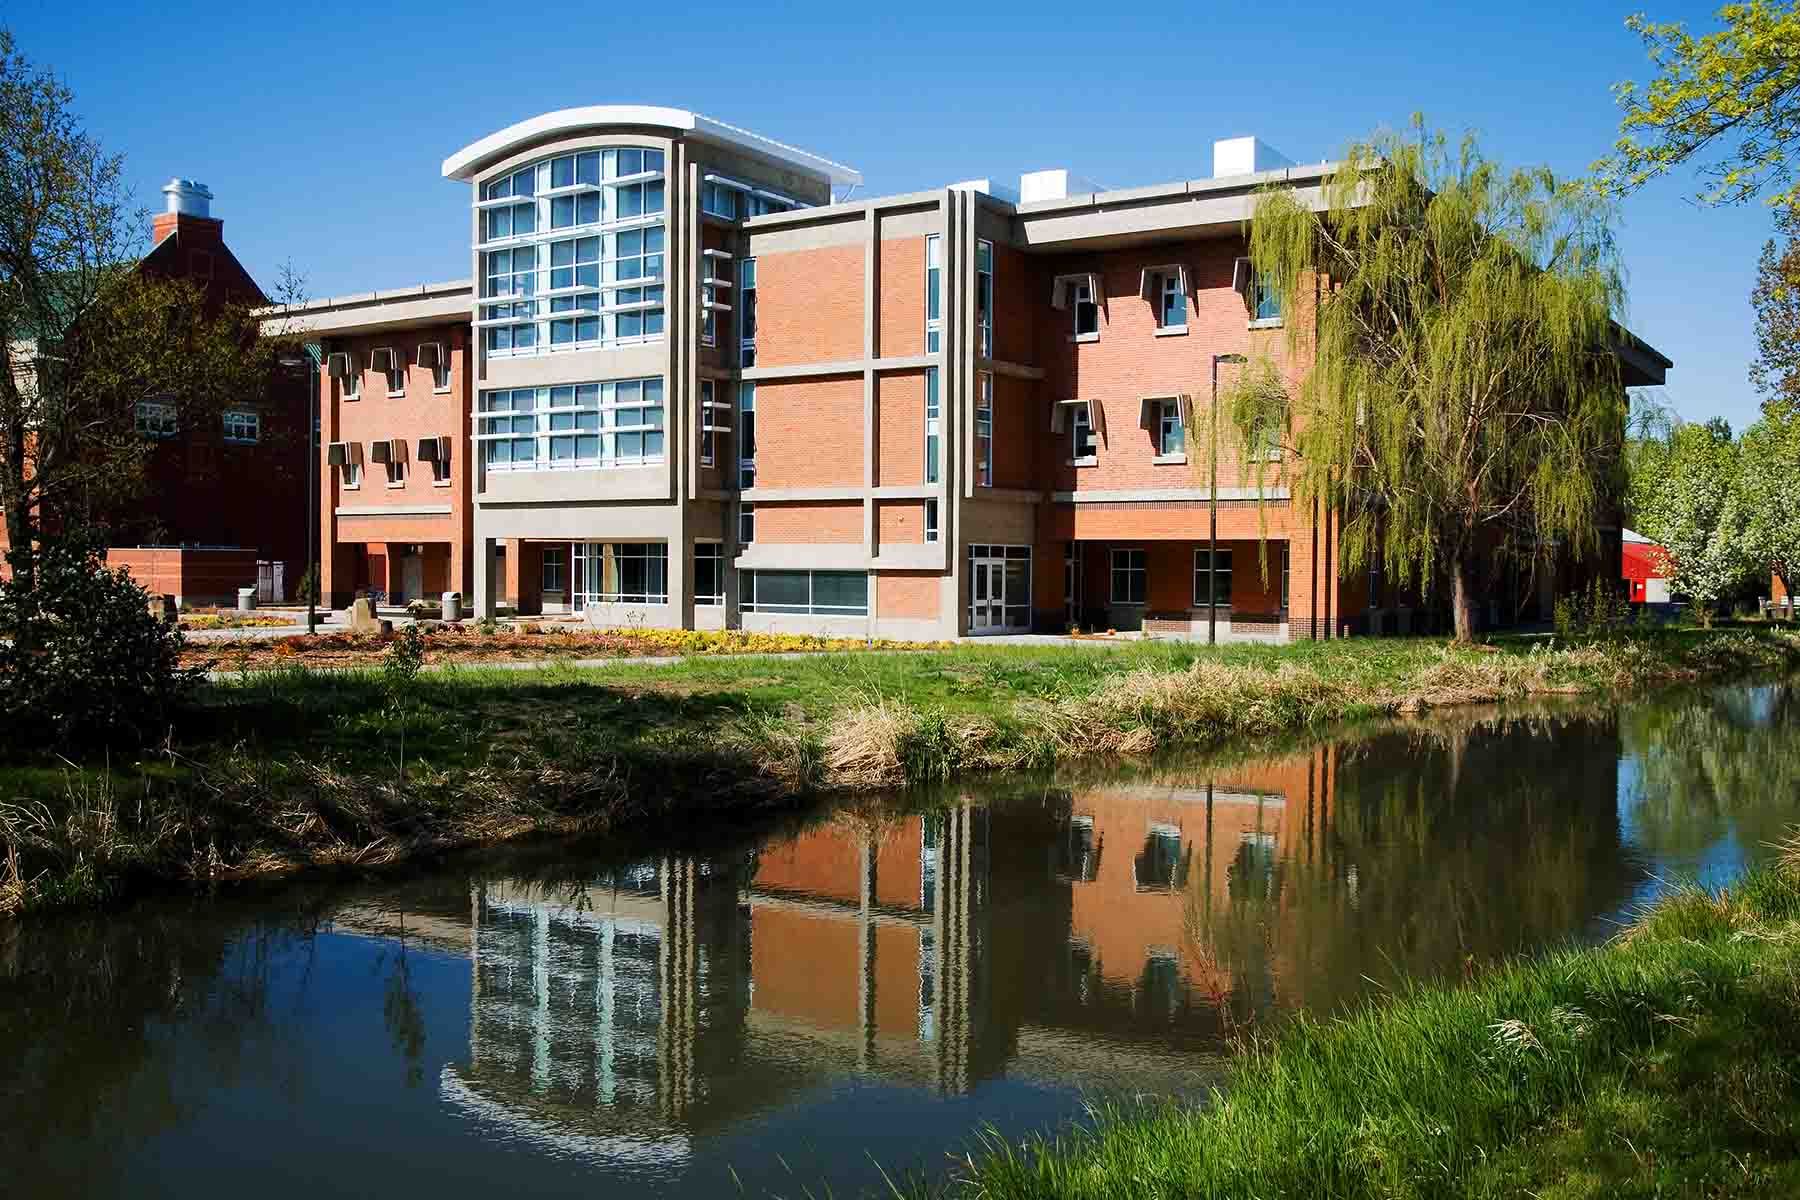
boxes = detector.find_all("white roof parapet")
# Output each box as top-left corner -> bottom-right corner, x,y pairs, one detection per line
440,106 -> 862,187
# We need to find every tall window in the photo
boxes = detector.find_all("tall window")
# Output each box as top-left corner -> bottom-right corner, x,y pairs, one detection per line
541,545 -> 567,594
701,255 -> 730,348
375,347 -> 404,395
342,354 -> 361,400
1110,548 -> 1146,605
738,381 -> 756,488
1073,279 -> 1099,338
739,257 -> 757,366
1281,544 -> 1290,613
385,450 -> 405,487
221,410 -> 260,444
975,372 -> 993,486
694,542 -> 723,606
341,459 -> 362,488
430,437 -> 451,483
427,344 -> 451,391
476,378 -> 664,472
1154,398 -> 1184,457
699,379 -> 715,467
738,501 -> 755,545
975,239 -> 993,358
1194,548 -> 1233,607
477,147 -> 667,356
1159,271 -> 1186,328
924,368 -> 940,484
925,235 -> 942,353
1253,271 -> 1281,321
925,498 -> 939,543
1072,402 -> 1095,460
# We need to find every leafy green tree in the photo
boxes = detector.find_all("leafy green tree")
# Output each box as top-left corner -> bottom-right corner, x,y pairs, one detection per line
1630,417 -> 1755,623
1751,208 -> 1800,415
1736,406 -> 1800,598
1594,2 -> 1800,211
0,31 -> 275,600
1243,122 -> 1628,643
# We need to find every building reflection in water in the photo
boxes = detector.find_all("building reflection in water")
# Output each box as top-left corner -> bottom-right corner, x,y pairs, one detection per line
436,715 -> 1635,1167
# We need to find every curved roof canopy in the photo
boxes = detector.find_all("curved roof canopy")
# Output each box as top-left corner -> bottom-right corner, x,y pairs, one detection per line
442,105 -> 862,187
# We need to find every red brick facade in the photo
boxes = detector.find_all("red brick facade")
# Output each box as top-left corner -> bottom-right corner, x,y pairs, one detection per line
285,114 -> 1660,638
318,321 -> 473,607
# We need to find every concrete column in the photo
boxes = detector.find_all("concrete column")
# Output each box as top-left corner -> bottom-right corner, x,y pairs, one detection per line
502,538 -> 522,610
475,536 -> 497,619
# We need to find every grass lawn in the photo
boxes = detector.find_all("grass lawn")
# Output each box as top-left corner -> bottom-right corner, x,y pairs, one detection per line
921,859 -> 1800,1199
3,626 -> 1796,914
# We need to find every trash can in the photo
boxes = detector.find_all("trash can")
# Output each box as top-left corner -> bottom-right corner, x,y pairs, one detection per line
442,591 -> 463,622
236,586 -> 257,614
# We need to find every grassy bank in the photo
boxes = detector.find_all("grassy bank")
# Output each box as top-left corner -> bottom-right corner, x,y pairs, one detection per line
3,627 -> 1796,915
926,855 -> 1800,1199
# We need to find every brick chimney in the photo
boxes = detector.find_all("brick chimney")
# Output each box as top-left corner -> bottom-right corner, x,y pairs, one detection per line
151,178 -> 221,247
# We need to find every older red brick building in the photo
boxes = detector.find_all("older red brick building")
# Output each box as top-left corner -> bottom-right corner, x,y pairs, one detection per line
1,179 -> 312,604
275,112 -> 1670,636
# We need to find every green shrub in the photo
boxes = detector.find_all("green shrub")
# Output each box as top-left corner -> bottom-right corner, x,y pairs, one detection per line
1554,577 -> 1632,641
383,623 -> 427,697
0,536 -> 199,753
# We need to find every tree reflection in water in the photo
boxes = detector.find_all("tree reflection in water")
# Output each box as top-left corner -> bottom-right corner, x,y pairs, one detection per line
1621,681 -> 1800,863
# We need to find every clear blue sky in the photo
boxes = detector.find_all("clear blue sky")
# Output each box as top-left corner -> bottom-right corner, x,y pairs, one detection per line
6,0 -> 1775,429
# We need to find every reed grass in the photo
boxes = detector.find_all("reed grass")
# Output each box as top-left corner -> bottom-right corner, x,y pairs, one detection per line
3,627 -> 1796,915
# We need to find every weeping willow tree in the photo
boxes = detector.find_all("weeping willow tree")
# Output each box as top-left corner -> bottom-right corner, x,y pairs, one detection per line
1241,122 -> 1629,642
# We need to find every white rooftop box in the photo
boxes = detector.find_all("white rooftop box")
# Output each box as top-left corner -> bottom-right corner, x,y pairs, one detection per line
1213,137 -> 1295,178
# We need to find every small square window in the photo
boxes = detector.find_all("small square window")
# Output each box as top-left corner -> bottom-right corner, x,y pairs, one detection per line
221,410 -> 260,444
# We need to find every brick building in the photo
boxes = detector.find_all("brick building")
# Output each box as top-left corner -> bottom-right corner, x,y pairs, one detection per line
275,108 -> 1670,635
3,179 -> 312,605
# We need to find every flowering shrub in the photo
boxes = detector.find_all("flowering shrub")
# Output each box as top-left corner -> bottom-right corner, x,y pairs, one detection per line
188,623 -> 947,672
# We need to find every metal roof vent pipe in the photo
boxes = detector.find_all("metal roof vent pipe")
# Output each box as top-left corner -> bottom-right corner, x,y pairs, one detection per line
162,178 -> 213,218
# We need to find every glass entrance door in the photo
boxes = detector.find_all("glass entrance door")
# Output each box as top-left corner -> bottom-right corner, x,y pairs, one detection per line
968,545 -> 1032,634
971,558 -> 1003,631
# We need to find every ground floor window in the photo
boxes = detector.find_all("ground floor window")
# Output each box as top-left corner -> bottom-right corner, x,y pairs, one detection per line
571,541 -> 668,608
1111,548 -> 1146,605
542,545 -> 566,594
1194,547 -> 1232,607
694,542 -> 723,606
739,569 -> 868,616
969,543 -> 1031,631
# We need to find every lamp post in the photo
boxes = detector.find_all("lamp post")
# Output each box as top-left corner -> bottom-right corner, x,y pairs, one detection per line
1209,353 -> 1247,646
276,352 -> 317,633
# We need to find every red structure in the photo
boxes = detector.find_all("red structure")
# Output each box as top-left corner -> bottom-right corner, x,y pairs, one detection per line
1621,530 -> 1671,605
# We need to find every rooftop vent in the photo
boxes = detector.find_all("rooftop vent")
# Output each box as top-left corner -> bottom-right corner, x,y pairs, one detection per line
161,178 -> 213,218
949,178 -> 1021,204
1212,137 -> 1294,179
1019,169 -> 1069,203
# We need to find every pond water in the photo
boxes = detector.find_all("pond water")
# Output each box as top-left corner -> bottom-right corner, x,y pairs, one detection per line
4,680 -> 1796,1198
